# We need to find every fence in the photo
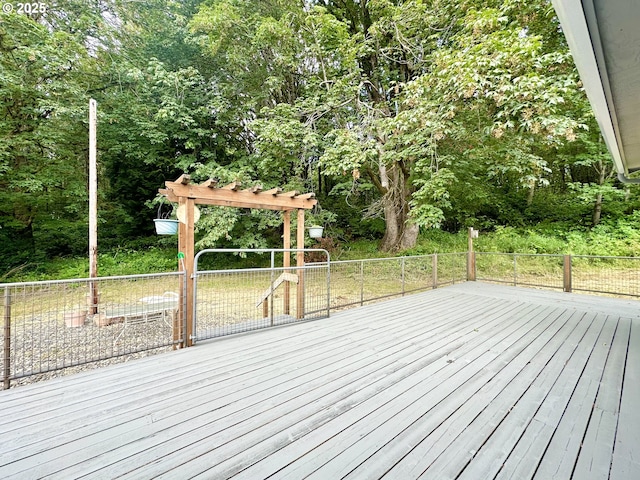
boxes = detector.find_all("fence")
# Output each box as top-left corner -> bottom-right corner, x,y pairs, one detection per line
328,253 -> 467,310
1,272 -> 184,389
190,252 -> 467,342
475,253 -> 640,298
5,250 -> 637,389
192,249 -> 331,342
1,253 -> 468,388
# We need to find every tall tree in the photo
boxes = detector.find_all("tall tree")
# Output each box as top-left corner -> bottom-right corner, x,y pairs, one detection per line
0,11 -> 97,266
191,0 -> 589,250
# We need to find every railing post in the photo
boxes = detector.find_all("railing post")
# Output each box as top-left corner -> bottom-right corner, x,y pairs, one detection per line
564,255 -> 572,292
432,254 -> 438,289
513,253 -> 517,286
325,252 -> 331,318
270,250 -> 275,326
467,227 -> 477,281
401,257 -> 406,296
360,260 -> 364,306
3,287 -> 11,390
296,209 -> 305,319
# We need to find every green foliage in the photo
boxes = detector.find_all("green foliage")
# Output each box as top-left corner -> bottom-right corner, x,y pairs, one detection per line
195,208 -> 283,250
405,230 -> 469,255
473,219 -> 640,257
6,218 -> 640,282
0,10 -> 95,270
2,246 -> 177,282
2,0 -> 639,276
476,226 -> 566,254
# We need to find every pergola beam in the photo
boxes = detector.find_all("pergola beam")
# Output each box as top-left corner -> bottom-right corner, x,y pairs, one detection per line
177,174 -> 191,185
163,181 -> 317,211
278,190 -> 299,198
295,193 -> 316,200
221,181 -> 241,191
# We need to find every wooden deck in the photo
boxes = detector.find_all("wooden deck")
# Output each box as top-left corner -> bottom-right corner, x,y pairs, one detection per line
0,282 -> 638,479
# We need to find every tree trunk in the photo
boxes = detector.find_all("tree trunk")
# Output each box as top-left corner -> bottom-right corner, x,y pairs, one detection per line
527,179 -> 536,206
592,157 -> 607,227
379,163 -> 418,252
592,192 -> 603,226
380,198 -> 419,252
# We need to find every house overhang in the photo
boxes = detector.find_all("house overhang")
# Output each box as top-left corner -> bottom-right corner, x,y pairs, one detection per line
552,0 -> 640,181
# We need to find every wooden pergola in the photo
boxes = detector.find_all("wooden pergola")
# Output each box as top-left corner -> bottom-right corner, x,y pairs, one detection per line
159,175 -> 317,347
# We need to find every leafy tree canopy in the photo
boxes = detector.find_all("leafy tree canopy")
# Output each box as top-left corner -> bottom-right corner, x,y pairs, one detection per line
1,0 -> 636,273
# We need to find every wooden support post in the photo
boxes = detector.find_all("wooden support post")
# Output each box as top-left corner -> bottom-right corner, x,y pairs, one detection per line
177,203 -> 186,349
88,99 -> 98,315
563,255 -> 572,293
177,198 -> 195,348
184,198 -> 195,346
432,254 -> 438,289
467,227 -> 477,281
283,210 -> 291,315
3,287 -> 10,390
263,297 -> 269,318
296,208 -> 305,319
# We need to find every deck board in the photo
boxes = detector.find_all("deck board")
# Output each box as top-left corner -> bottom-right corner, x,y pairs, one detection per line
410,310 -> 592,480
280,305 -> 564,480
494,312 -> 606,480
610,319 -> 640,478
573,317 -> 630,480
532,316 -> 621,480
0,282 -> 638,479
349,312 -> 599,480
230,304 -> 546,480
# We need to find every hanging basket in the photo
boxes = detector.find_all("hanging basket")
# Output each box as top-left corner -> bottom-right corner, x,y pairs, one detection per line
308,225 -> 324,239
154,201 -> 178,235
154,218 -> 179,235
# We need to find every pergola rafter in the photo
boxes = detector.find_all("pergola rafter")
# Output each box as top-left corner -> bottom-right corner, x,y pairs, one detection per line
159,175 -> 317,347
160,175 -> 316,211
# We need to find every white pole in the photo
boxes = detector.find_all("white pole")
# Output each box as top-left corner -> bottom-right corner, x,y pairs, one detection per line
89,99 -> 98,314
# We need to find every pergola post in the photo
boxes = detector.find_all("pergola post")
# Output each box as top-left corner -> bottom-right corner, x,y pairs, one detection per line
296,208 -> 305,319
283,210 -> 291,315
177,197 -> 195,348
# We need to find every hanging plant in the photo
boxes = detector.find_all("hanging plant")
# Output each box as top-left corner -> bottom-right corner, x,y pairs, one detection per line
154,199 -> 178,235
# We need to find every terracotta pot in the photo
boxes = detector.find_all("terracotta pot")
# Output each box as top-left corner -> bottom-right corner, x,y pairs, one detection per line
64,311 -> 87,328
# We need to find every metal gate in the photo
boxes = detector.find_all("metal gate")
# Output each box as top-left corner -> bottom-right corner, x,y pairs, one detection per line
192,249 -> 330,343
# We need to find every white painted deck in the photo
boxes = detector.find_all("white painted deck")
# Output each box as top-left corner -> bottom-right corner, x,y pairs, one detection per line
0,282 -> 638,479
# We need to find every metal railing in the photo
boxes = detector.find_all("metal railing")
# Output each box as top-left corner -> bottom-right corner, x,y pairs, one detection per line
1,272 -> 184,389
1,252 -> 469,388
328,253 -> 467,310
475,252 -> 640,298
6,250 -> 639,389
191,251 -> 468,342
192,249 -> 331,342
476,253 -> 565,290
572,255 -> 640,297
